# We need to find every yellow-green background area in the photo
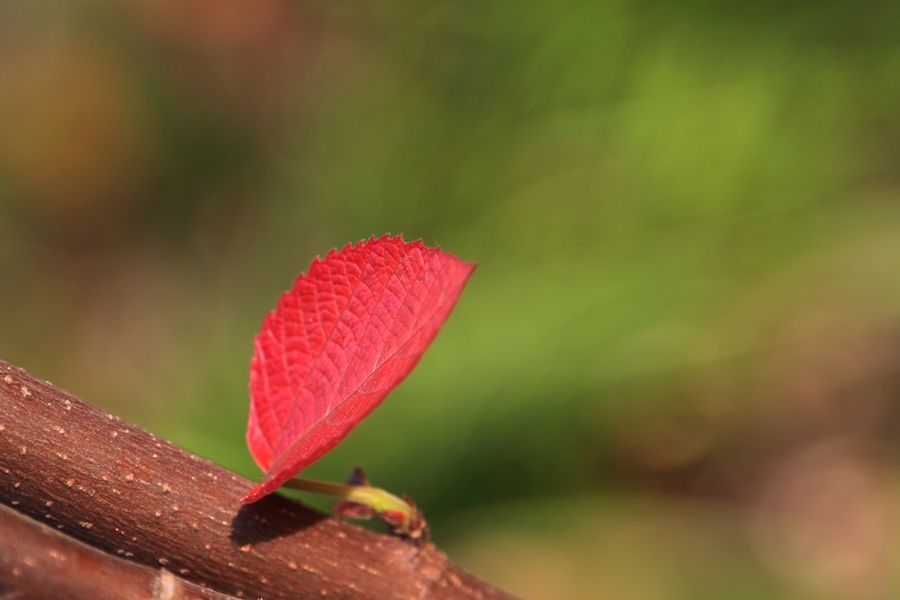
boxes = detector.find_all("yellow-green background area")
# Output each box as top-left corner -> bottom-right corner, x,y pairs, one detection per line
2,2 -> 900,598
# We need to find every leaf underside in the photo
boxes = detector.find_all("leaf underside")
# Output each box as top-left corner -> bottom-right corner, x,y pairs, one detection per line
243,235 -> 475,503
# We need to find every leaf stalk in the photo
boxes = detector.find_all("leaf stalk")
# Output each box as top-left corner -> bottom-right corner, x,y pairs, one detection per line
283,472 -> 426,539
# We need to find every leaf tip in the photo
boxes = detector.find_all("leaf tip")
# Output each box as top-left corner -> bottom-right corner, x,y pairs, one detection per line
241,480 -> 277,504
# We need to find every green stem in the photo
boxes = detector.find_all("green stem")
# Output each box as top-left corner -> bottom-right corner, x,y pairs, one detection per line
282,476 -> 415,528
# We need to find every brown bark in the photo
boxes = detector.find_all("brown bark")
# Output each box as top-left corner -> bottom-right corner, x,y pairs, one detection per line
0,503 -> 237,600
0,359 -> 515,600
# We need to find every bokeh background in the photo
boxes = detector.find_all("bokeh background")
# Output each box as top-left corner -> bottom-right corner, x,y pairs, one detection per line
2,2 -> 900,598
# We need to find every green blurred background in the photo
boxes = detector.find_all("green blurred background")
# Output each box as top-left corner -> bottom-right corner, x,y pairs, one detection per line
2,1 -> 900,598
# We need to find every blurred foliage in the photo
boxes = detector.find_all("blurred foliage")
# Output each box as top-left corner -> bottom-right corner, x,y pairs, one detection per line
2,1 -> 900,598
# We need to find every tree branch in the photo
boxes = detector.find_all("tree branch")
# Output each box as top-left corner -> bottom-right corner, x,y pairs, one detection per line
0,503 -> 237,600
0,359 -> 515,600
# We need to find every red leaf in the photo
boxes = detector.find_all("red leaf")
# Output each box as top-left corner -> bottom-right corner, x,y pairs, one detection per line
242,235 -> 475,503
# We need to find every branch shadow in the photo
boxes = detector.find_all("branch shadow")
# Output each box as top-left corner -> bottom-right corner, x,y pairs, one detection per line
229,493 -> 329,546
